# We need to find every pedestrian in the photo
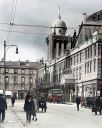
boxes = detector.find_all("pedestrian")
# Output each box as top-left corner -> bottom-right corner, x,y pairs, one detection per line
0,93 -> 7,123
25,91 -> 31,99
11,94 -> 16,107
94,96 -> 102,115
24,95 -> 35,123
75,96 -> 81,111
32,96 -> 38,121
41,97 -> 47,112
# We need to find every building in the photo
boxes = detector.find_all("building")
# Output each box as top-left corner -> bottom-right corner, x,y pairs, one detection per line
0,60 -> 42,98
36,10 -> 102,102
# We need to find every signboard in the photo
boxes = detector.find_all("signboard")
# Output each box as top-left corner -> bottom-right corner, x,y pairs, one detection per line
61,74 -> 75,84
5,91 -> 12,96
97,91 -> 100,96
65,79 -> 75,83
0,90 -> 3,94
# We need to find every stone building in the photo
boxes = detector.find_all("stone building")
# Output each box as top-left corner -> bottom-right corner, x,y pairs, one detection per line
36,10 -> 102,102
0,60 -> 41,98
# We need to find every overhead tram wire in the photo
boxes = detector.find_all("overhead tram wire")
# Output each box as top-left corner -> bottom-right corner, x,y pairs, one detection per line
6,0 -> 17,43
0,29 -> 49,35
0,23 -> 10,25
6,0 -> 15,42
14,24 -> 50,28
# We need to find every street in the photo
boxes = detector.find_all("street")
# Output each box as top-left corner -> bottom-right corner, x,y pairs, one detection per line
0,99 -> 102,128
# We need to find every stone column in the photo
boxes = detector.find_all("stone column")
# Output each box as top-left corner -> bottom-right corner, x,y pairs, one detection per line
56,42 -> 59,58
61,43 -> 64,56
49,36 -> 53,60
47,43 -> 49,60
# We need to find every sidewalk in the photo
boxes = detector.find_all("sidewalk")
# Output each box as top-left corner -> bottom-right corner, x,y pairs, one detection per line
0,99 -> 39,128
0,100 -> 77,128
0,100 -> 24,128
65,102 -> 75,105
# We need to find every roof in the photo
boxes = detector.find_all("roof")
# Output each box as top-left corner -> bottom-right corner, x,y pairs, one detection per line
0,61 -> 42,69
51,17 -> 67,28
86,10 -> 102,21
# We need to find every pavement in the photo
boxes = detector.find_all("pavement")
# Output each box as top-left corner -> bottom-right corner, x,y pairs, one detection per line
0,99 -> 39,128
0,99 -> 76,128
0,100 -> 21,128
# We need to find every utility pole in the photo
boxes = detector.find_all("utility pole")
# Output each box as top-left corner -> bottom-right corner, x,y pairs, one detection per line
4,40 -> 6,92
3,40 -> 18,93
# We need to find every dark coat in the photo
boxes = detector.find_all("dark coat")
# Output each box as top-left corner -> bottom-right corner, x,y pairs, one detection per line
24,99 -> 35,112
11,96 -> 15,103
94,98 -> 102,107
0,95 -> 7,111
76,96 -> 81,105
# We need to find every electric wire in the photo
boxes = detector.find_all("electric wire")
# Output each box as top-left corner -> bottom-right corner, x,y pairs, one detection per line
6,0 -> 15,42
6,0 -> 17,43
0,29 -> 49,35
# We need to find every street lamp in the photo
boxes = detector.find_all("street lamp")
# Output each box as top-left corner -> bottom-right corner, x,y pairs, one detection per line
4,40 -> 18,92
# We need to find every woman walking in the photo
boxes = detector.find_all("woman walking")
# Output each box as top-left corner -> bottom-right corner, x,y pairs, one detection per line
24,95 -> 35,123
32,96 -> 38,121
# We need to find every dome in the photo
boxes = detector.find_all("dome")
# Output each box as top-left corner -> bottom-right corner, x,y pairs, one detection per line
51,17 -> 67,29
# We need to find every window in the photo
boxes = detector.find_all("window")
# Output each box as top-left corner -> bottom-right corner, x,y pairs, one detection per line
90,61 -> 92,73
76,68 -> 78,80
70,57 -> 72,66
87,62 -> 89,73
29,70 -> 33,74
77,54 -> 78,63
21,77 -> 25,82
98,15 -> 100,20
94,59 -> 96,72
5,76 -> 9,83
90,46 -> 92,58
85,64 -> 86,74
29,77 -> 33,83
14,69 -> 18,74
94,44 -> 96,56
98,44 -> 101,55
85,49 -> 87,60
59,30 -> 61,33
74,56 -> 75,65
80,52 -> 82,62
6,69 -> 9,73
73,69 -> 75,77
21,69 -> 25,74
88,48 -> 90,58
79,67 -> 81,80
14,76 -> 18,83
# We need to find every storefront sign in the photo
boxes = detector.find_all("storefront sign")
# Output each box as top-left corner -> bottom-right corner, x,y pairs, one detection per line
97,91 -> 100,96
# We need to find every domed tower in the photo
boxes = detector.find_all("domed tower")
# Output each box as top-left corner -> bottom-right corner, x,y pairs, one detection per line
46,10 -> 71,61
51,14 -> 67,36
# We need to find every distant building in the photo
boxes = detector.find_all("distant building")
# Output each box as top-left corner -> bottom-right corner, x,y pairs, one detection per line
36,10 -> 102,102
0,60 -> 42,98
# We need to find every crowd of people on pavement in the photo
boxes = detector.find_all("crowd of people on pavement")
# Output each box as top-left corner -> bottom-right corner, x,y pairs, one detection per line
0,91 -> 47,124
24,91 -> 47,123
24,92 -> 38,123
75,95 -> 102,115
1,90 -> 102,124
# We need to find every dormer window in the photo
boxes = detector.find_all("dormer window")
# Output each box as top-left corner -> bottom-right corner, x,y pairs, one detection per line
98,15 -> 100,20
59,30 -> 61,33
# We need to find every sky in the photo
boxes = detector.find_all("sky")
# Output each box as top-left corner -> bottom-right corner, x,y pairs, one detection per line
0,0 -> 102,62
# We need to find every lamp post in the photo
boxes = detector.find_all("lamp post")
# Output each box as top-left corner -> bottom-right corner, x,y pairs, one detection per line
4,40 -> 18,92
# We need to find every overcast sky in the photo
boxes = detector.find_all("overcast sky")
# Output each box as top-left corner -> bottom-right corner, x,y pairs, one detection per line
0,0 -> 102,62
